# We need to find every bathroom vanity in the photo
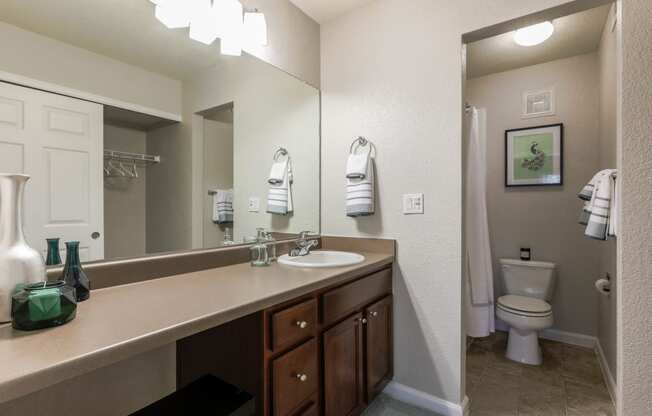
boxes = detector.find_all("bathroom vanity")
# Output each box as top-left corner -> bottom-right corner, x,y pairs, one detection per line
0,237 -> 394,416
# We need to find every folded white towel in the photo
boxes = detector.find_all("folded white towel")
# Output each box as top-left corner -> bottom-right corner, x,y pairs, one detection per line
346,152 -> 370,179
267,160 -> 293,215
346,157 -> 375,217
268,160 -> 288,185
212,189 -> 233,224
579,169 -> 617,240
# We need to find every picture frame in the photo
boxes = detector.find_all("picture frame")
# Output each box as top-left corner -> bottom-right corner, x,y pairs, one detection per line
505,123 -> 563,187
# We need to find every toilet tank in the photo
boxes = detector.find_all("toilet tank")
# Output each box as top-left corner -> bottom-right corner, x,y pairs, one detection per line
499,259 -> 556,300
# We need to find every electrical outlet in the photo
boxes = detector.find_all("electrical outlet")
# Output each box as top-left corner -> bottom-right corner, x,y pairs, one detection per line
248,197 -> 260,212
403,193 -> 424,214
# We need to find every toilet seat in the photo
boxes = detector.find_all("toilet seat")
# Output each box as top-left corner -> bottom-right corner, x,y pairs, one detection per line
497,295 -> 552,317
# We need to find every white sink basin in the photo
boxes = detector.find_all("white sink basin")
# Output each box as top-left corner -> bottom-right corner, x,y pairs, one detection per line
278,250 -> 365,268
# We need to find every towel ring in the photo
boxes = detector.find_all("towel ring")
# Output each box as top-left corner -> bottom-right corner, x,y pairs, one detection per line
273,147 -> 289,161
350,136 -> 376,156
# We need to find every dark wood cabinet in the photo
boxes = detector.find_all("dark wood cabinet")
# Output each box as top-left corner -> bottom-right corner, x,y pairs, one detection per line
323,312 -> 365,416
365,296 -> 393,402
177,265 -> 393,416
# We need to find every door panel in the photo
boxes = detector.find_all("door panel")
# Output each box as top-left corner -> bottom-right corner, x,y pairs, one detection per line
323,312 -> 364,416
365,296 -> 393,402
0,81 -> 103,261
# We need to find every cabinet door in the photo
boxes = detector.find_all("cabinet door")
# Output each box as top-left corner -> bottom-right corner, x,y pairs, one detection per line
365,296 -> 393,402
323,313 -> 364,416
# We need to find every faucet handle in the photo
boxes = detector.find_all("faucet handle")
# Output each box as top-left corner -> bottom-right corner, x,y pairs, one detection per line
298,231 -> 317,239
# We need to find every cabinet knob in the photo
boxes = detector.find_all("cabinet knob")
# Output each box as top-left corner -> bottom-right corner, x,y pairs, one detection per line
370,311 -> 378,317
296,373 -> 308,382
296,320 -> 308,329
361,318 -> 368,324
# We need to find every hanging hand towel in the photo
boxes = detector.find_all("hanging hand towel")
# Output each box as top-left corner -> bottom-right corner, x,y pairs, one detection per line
579,169 -> 617,240
346,152 -> 370,179
267,160 -> 293,215
268,160 -> 288,185
346,155 -> 375,217
212,189 -> 233,224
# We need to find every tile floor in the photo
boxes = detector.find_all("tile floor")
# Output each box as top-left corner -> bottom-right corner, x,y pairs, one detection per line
467,331 -> 615,416
362,394 -> 440,416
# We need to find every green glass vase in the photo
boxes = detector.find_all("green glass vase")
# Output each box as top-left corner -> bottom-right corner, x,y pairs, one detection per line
45,238 -> 62,266
62,241 -> 90,302
11,281 -> 77,331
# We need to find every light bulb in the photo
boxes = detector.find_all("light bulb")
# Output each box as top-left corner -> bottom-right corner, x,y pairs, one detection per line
243,11 -> 267,46
189,0 -> 218,44
154,0 -> 191,29
514,21 -> 554,47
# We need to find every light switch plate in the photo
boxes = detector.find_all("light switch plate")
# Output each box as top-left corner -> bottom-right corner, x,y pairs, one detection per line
248,197 -> 260,212
403,193 -> 424,214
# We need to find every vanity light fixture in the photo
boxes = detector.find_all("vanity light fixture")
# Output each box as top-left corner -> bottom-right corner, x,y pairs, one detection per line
149,0 -> 268,55
514,21 -> 554,47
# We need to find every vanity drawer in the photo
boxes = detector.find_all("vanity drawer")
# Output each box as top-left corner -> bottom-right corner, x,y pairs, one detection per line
322,268 -> 392,325
272,339 -> 318,416
271,299 -> 317,351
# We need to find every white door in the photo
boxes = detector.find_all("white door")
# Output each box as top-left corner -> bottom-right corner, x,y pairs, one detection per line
0,81 -> 104,261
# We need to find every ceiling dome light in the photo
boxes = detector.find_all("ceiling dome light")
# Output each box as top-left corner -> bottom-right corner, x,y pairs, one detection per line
514,21 -> 554,47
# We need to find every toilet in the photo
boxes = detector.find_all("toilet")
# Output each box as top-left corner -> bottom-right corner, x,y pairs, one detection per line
496,258 -> 556,365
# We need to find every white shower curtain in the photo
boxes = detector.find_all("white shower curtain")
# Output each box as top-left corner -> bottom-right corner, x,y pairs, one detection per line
464,107 -> 495,338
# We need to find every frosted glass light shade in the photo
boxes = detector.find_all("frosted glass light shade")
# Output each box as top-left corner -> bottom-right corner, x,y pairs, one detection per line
154,0 -> 191,29
189,0 -> 218,44
244,11 -> 267,46
514,22 -> 554,46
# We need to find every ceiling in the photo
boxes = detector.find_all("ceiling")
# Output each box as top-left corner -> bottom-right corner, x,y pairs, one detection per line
0,0 -> 238,80
467,4 -> 612,79
289,0 -> 374,23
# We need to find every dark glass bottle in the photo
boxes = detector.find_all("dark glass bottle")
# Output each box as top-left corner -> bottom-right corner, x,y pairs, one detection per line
62,241 -> 90,301
45,238 -> 62,266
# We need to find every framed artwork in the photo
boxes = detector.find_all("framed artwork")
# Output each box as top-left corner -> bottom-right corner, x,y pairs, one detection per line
505,123 -> 563,187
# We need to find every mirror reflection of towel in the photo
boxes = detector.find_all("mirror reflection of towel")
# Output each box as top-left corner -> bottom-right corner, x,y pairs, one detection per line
267,160 -> 293,215
212,189 -> 233,224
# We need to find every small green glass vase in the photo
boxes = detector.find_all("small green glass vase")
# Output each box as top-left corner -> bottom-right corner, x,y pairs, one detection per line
11,281 -> 77,331
45,238 -> 62,266
62,241 -> 90,302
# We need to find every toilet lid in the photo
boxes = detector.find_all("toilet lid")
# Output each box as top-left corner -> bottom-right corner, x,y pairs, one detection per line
497,295 -> 551,315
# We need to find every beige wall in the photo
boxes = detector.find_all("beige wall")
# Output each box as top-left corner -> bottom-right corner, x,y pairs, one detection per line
145,123 -> 192,254
0,344 -> 175,416
467,53 -> 602,337
203,118 -> 234,247
0,22 -> 182,116
321,0 -> 576,404
597,3 -> 619,385
187,54 -> 321,243
619,0 -> 652,414
241,0 -> 321,87
104,124 -> 147,259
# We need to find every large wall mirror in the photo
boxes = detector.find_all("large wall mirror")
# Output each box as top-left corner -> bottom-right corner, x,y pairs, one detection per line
0,2 -> 320,265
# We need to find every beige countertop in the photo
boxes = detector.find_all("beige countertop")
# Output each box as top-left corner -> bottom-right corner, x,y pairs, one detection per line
0,251 -> 393,404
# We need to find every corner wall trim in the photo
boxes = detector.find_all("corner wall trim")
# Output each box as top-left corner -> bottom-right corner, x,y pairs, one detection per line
383,381 -> 467,416
596,339 -> 618,406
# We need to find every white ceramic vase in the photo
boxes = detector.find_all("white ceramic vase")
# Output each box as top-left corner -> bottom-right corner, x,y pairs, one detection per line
0,174 -> 45,323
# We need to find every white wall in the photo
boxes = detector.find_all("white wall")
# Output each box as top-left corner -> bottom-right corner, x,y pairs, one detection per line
619,0 -> 652,414
321,0 -> 578,405
597,3 -> 619,384
467,53 -> 602,337
0,22 -> 182,117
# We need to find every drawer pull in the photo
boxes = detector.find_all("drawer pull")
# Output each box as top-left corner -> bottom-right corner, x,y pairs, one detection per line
296,320 -> 308,329
296,373 -> 308,382
370,311 -> 378,317
355,317 -> 368,324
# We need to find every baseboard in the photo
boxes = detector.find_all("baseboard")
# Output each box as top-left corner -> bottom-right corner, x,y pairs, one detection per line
596,339 -> 618,406
539,328 -> 597,348
383,381 -> 467,416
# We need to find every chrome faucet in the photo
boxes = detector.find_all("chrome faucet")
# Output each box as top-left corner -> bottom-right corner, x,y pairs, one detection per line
289,231 -> 319,257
